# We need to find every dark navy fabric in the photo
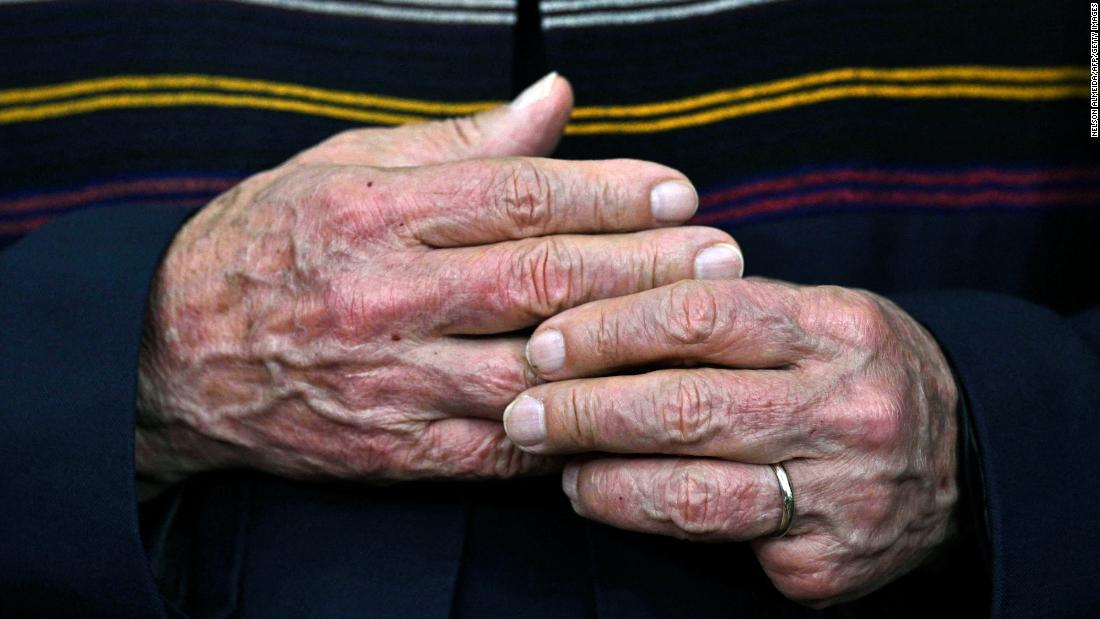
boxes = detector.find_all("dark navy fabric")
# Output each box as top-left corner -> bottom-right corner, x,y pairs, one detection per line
894,292 -> 1100,617
0,204 -> 195,617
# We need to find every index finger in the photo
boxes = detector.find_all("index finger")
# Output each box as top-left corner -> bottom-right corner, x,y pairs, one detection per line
393,157 -> 698,247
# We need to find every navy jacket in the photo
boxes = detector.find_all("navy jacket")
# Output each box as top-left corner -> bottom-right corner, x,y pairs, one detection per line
1,0 -> 1098,616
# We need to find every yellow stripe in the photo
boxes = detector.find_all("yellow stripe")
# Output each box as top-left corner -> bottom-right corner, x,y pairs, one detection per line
0,92 -> 433,125
0,69 -> 1085,132
0,66 -> 1082,117
570,65 -> 1086,119
564,83 -> 1087,135
0,74 -> 498,115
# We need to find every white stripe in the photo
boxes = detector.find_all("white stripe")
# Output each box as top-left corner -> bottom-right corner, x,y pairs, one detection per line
0,0 -> 515,5
0,0 -> 517,24
542,0 -> 784,28
542,0 -> 685,13
0,0 -> 783,29
223,0 -> 515,23
380,0 -> 514,7
341,0 -> 515,7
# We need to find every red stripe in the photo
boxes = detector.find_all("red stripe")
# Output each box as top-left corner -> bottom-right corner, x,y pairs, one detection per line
698,167 -> 1100,208
692,188 -> 1100,224
0,178 -> 237,214
0,216 -> 51,236
0,198 -> 211,236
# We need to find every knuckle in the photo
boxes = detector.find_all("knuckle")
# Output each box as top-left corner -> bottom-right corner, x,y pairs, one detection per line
487,433 -> 549,478
559,385 -> 600,448
579,466 -> 617,517
591,309 -> 625,359
323,274 -> 410,338
323,128 -> 366,150
758,540 -> 849,607
506,238 -> 584,315
493,159 -> 554,234
663,281 -> 722,346
306,173 -> 382,231
420,422 -> 489,477
293,129 -> 368,165
660,374 -> 722,446
661,463 -> 729,537
443,115 -> 485,151
848,385 -> 905,450
414,420 -> 547,480
820,287 -> 889,348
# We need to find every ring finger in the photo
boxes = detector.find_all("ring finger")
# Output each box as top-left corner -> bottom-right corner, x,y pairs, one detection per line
565,457 -> 798,541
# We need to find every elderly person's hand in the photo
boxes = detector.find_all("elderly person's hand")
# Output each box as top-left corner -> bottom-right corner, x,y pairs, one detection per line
135,74 -> 746,488
504,277 -> 959,607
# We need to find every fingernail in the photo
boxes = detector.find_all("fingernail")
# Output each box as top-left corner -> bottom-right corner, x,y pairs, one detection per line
511,71 -> 558,110
526,329 -> 565,373
562,463 -> 580,502
503,395 -> 546,447
650,180 -> 698,223
694,243 -> 744,279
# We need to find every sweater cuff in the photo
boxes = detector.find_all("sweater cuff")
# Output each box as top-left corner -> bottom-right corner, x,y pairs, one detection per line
892,290 -> 1100,618
0,205 -> 197,617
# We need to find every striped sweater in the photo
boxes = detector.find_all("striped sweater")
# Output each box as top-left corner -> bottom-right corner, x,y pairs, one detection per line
0,1 -> 1097,618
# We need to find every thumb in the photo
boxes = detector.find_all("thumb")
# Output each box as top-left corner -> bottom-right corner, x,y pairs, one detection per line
301,72 -> 573,167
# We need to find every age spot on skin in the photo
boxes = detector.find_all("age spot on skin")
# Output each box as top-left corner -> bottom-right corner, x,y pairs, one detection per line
391,333 -> 402,341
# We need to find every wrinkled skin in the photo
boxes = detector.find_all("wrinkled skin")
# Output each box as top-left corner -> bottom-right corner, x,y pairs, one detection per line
139,71 -> 958,608
506,278 -> 960,607
136,75 -> 745,488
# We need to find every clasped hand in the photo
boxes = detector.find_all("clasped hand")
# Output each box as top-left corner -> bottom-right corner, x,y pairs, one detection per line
137,75 -> 742,483
506,277 -> 960,606
138,74 -> 961,607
